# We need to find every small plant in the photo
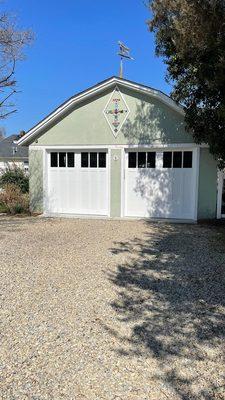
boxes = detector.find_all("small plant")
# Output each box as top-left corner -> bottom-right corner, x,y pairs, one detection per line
0,183 -> 29,214
0,165 -> 29,193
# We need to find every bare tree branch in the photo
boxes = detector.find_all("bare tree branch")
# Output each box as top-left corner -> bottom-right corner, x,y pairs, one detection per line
0,109 -> 16,118
0,58 -> 15,85
0,11 -> 33,119
0,89 -> 16,107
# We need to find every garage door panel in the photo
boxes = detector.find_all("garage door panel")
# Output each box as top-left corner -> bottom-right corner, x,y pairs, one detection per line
125,170 -> 147,217
47,170 -> 64,213
180,169 -> 196,219
67,171 -> 80,213
125,169 -> 174,218
125,150 -> 197,220
47,151 -> 108,215
171,169 -> 184,218
77,169 -> 108,214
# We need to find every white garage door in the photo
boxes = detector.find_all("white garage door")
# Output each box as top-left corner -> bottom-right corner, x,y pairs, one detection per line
124,149 -> 197,220
47,151 -> 109,215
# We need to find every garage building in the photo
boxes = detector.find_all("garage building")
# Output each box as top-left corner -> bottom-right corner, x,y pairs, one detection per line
17,77 -> 220,221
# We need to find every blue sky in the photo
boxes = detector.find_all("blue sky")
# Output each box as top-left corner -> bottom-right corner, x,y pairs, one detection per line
3,0 -> 171,136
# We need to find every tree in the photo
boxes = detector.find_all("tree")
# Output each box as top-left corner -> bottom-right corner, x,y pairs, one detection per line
0,11 -> 32,119
148,0 -> 225,168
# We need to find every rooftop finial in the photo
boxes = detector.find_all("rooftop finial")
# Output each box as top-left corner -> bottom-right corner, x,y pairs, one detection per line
118,41 -> 134,79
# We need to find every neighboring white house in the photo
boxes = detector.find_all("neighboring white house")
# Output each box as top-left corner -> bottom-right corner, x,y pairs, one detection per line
0,135 -> 29,174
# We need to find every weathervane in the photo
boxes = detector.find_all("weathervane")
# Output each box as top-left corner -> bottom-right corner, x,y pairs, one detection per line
118,41 -> 134,79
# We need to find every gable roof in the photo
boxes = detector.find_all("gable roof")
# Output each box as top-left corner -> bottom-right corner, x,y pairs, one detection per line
0,135 -> 28,159
16,76 -> 184,146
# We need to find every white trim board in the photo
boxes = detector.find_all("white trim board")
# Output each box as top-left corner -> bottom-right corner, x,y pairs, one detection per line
16,77 -> 185,146
30,143 -> 204,151
217,170 -> 225,219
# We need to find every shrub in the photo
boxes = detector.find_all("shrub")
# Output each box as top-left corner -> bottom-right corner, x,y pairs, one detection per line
0,183 -> 29,214
0,166 -> 29,193
0,202 -> 7,213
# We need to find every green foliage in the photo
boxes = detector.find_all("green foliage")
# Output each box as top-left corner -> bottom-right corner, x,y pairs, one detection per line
148,0 -> 225,168
0,166 -> 29,193
0,202 -> 7,213
0,183 -> 29,215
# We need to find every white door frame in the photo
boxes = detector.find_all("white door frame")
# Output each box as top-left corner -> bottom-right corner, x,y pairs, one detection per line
217,170 -> 225,219
43,147 -> 110,217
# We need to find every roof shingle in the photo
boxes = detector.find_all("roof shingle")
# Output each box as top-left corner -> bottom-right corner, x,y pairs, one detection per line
0,135 -> 28,159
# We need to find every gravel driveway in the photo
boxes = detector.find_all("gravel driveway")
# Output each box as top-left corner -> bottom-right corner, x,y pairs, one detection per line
0,216 -> 225,400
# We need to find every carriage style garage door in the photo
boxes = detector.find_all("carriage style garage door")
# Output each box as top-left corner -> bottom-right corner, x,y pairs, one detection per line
124,149 -> 198,220
47,151 -> 109,215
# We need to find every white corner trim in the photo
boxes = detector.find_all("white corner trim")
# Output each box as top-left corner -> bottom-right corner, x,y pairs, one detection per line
120,148 -> 125,218
107,148 -> 111,218
43,148 -> 47,214
217,170 -> 224,219
194,147 -> 200,221
16,77 -> 184,146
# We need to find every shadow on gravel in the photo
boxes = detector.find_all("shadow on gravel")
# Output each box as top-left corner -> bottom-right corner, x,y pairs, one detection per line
106,222 -> 225,400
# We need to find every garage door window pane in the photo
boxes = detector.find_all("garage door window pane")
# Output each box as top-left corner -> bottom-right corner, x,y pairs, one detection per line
51,152 -> 58,167
90,152 -> 97,168
81,152 -> 88,167
59,152 -> 66,167
138,152 -> 146,168
99,152 -> 106,168
163,152 -> 172,168
183,151 -> 192,168
128,152 -> 136,168
67,152 -> 74,168
173,152 -> 182,168
147,152 -> 156,168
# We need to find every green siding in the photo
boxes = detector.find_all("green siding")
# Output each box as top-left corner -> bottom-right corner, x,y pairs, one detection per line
33,85 -> 192,147
121,88 -> 193,144
27,84 -> 218,220
198,148 -> 218,219
110,149 -> 121,217
29,150 -> 43,213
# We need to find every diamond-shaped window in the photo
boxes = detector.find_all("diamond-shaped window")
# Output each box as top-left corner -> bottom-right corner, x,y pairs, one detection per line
103,87 -> 130,137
